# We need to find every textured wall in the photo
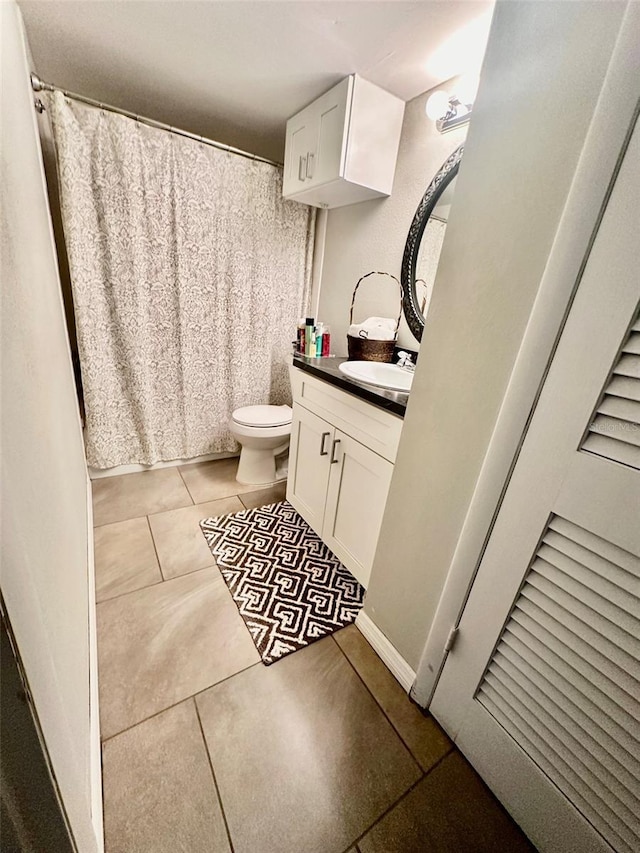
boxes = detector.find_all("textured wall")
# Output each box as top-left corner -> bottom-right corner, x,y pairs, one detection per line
359,0 -> 625,670
317,78 -> 467,352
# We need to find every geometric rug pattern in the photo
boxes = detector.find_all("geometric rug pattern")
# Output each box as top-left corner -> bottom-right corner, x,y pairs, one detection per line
200,501 -> 365,665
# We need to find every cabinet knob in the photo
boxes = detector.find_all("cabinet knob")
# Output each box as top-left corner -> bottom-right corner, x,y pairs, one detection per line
330,438 -> 341,464
320,431 -> 331,456
298,154 -> 307,182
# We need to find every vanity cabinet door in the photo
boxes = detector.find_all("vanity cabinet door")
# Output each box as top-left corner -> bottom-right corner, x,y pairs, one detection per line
322,430 -> 394,589
286,404 -> 333,539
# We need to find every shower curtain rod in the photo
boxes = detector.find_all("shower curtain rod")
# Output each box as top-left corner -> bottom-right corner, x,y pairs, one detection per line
30,73 -> 283,168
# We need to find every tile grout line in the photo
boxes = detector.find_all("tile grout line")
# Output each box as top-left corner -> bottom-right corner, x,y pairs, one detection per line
93,459 -> 250,527
99,660 -> 263,746
94,492 -> 248,531
146,515 -> 167,582
93,503 -> 192,529
345,748 -> 455,852
94,511 -> 156,528
347,774 -> 426,851
96,577 -> 166,607
97,561 -> 221,607
193,697 -> 236,853
329,632 -> 423,776
176,465 -> 196,504
95,565 -> 216,609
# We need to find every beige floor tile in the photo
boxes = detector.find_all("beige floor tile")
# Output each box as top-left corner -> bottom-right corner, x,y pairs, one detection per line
179,457 -> 264,503
196,637 -> 421,853
238,480 -> 287,510
102,699 -> 230,853
92,468 -> 192,526
94,517 -> 162,603
97,568 -> 260,739
149,497 -> 243,579
358,751 -> 535,853
334,625 -> 452,772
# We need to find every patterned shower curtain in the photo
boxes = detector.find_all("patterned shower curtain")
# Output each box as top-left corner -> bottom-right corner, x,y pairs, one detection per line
49,92 -> 315,468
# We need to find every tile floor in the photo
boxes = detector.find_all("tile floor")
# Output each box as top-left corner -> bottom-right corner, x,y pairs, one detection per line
93,458 -> 534,853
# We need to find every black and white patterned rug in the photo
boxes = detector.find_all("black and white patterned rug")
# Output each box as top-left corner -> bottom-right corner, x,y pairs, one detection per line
200,501 -> 365,665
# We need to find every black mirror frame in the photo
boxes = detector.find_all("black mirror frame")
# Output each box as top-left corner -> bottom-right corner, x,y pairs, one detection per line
401,144 -> 464,342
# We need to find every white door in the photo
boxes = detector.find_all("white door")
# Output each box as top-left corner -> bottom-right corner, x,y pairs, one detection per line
323,430 -> 394,589
0,3 -> 101,850
431,117 -> 640,853
287,404 -> 333,538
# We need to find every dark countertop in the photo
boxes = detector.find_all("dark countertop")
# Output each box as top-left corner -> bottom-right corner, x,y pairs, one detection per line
292,354 -> 408,418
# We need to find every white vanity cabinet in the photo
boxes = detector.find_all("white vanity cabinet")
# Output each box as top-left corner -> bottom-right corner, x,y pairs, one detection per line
287,367 -> 402,588
288,404 -> 334,535
283,75 -> 405,209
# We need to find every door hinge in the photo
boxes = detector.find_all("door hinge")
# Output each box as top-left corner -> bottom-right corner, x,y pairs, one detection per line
444,627 -> 459,653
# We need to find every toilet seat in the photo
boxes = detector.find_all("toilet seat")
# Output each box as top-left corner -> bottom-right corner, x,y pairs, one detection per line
232,404 -> 292,429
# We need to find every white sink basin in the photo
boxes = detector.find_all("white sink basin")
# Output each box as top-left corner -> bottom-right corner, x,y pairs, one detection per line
338,360 -> 413,392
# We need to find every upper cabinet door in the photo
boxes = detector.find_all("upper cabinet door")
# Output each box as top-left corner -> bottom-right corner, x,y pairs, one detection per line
283,77 -> 351,196
283,103 -> 316,197
307,76 -> 351,188
283,75 -> 404,209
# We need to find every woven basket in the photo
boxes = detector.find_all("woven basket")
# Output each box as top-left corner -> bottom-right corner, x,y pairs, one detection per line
347,271 -> 401,362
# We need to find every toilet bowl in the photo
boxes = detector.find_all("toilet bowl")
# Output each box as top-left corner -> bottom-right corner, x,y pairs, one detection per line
230,404 -> 293,485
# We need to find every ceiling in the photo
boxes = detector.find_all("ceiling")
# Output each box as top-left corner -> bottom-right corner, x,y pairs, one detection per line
19,0 -> 493,162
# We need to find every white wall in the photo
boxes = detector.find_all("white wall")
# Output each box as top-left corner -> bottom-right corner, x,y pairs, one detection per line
317,79 -> 468,353
0,2 -> 101,849
358,0 -> 626,670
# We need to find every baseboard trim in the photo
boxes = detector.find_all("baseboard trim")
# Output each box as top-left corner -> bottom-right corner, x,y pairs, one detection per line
85,477 -> 104,851
89,451 -> 237,480
355,611 -> 416,693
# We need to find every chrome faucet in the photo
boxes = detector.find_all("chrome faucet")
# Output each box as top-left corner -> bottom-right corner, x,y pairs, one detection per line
396,351 -> 415,372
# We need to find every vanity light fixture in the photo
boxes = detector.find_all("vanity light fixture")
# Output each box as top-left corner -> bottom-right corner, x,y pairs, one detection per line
426,74 -> 478,133
426,90 -> 472,132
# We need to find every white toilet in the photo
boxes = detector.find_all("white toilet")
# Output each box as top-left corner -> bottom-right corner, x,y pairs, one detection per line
230,404 -> 293,485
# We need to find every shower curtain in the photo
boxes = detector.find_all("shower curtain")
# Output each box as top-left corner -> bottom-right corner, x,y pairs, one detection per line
49,92 -> 315,468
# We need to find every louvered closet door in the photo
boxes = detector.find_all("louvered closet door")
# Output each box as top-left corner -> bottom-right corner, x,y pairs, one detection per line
581,317 -> 640,469
430,117 -> 640,853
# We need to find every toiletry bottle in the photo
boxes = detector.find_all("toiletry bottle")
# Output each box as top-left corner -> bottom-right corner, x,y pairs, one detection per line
315,323 -> 324,357
322,325 -> 331,357
305,317 -> 315,357
297,318 -> 306,354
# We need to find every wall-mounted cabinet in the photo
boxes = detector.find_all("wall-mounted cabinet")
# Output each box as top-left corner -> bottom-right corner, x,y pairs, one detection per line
287,366 -> 402,588
283,75 -> 405,209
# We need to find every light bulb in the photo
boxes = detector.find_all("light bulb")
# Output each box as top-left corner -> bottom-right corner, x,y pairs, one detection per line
425,90 -> 450,121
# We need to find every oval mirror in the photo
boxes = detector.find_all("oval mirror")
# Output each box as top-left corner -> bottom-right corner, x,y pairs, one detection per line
401,144 -> 463,342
